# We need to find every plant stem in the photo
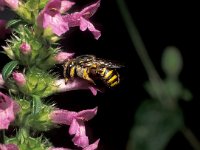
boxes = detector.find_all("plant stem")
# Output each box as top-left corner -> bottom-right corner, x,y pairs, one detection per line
116,0 -> 160,81
116,0 -> 166,102
181,126 -> 200,150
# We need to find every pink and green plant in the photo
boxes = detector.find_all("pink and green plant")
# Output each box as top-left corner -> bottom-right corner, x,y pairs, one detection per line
0,0 -> 100,149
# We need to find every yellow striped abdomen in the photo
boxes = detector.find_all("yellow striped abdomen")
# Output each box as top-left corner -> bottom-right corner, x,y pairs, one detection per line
101,68 -> 120,87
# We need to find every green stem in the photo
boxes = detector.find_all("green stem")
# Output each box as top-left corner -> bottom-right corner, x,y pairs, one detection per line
181,126 -> 200,150
116,0 -> 165,101
116,0 -> 160,81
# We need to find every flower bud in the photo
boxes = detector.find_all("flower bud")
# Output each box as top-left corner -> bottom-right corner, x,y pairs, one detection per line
2,46 -> 15,59
12,72 -> 26,87
20,42 -> 31,55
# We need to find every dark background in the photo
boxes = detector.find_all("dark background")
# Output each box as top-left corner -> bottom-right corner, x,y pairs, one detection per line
1,1 -> 200,150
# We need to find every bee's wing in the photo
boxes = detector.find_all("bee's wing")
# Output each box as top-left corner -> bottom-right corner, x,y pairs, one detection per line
75,55 -> 96,62
96,58 -> 124,68
75,55 -> 96,67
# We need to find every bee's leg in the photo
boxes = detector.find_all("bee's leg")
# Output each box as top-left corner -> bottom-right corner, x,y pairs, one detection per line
65,77 -> 69,84
63,64 -> 67,77
83,68 -> 95,84
63,62 -> 69,84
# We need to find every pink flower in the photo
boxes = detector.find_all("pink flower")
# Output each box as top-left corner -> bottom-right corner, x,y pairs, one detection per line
37,0 -> 75,36
54,79 -> 99,96
12,72 -> 26,87
0,92 -> 19,129
0,143 -> 19,150
19,42 -> 31,54
0,19 -> 10,39
54,51 -> 74,64
0,73 -> 5,88
0,0 -> 18,10
63,1 -> 101,39
37,0 -> 101,39
50,107 -> 98,148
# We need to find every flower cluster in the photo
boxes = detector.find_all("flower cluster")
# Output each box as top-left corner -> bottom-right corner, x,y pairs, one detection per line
0,0 -> 101,149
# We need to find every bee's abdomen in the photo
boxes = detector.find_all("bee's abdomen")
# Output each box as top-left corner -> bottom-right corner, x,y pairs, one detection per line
101,68 -> 120,87
64,61 -> 77,79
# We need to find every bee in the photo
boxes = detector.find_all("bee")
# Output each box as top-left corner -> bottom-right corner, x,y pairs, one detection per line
63,55 -> 122,87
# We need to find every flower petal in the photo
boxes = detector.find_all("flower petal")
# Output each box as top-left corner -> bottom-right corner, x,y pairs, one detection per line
55,79 -> 98,96
80,0 -> 100,19
12,72 -> 26,87
80,17 -> 101,40
83,139 -> 100,150
77,107 -> 98,121
43,13 -> 69,36
60,0 -> 75,13
50,109 -> 77,125
72,134 -> 89,148
0,144 -> 19,150
0,73 -> 5,88
72,121 -> 89,148
63,1 -> 101,39
69,118 -> 79,135
0,92 -> 19,129
37,0 -> 70,36
54,52 -> 74,64
3,0 -> 18,9
88,86 -> 98,96
19,42 -> 31,54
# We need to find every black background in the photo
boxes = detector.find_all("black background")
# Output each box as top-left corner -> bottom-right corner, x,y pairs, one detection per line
1,1 -> 200,150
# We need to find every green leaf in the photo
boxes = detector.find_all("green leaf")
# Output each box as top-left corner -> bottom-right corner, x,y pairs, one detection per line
6,19 -> 22,28
32,95 -> 42,114
25,0 -> 39,11
39,0 -> 49,9
164,78 -> 182,99
2,61 -> 19,81
162,46 -> 183,78
181,89 -> 192,101
127,100 -> 183,150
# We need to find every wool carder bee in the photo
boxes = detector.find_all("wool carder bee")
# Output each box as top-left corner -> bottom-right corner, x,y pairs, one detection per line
63,55 -> 122,88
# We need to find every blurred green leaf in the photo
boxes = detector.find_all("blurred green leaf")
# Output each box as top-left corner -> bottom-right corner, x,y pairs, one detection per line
164,78 -> 182,100
6,19 -> 22,28
32,95 -> 42,114
25,0 -> 39,11
2,60 -> 19,81
38,0 -> 49,9
161,46 -> 183,78
145,78 -> 192,103
127,100 -> 183,150
181,89 -> 192,101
